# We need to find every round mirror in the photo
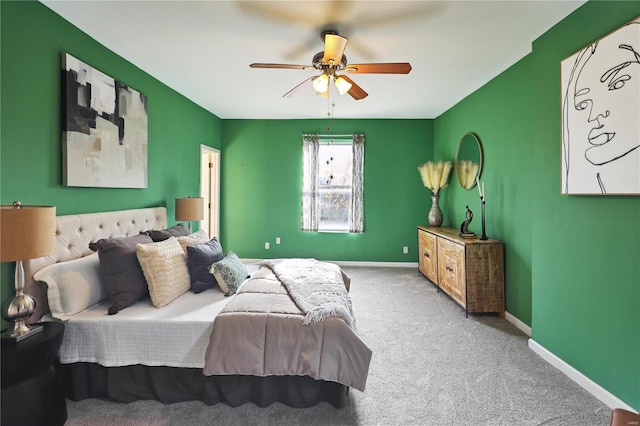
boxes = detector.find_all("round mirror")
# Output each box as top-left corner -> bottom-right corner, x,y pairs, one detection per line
455,132 -> 483,189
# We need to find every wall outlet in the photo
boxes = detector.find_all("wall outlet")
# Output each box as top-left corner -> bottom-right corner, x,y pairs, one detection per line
403,246 -> 409,254
265,242 -> 270,250
276,237 -> 281,245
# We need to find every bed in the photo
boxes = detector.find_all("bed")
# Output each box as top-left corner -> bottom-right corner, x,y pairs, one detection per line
24,207 -> 372,408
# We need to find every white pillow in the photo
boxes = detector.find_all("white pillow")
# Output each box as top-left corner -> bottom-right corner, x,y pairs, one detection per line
136,237 -> 190,308
176,229 -> 210,255
33,253 -> 104,320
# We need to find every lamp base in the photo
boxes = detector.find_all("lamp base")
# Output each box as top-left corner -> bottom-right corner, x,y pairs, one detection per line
1,322 -> 43,342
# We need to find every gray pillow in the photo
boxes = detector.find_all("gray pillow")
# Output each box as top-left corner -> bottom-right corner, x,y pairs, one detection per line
187,238 -> 224,293
89,234 -> 153,314
143,224 -> 190,242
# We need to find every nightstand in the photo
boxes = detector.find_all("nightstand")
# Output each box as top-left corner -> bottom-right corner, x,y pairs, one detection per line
1,321 -> 67,426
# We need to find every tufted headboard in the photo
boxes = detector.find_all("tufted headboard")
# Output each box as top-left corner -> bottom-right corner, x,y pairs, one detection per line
24,207 -> 167,322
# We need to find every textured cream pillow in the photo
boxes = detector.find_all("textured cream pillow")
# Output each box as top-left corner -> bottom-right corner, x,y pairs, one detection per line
136,237 -> 190,308
176,229 -> 210,254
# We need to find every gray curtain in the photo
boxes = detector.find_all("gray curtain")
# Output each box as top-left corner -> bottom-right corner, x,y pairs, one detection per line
350,134 -> 365,233
301,134 -> 319,232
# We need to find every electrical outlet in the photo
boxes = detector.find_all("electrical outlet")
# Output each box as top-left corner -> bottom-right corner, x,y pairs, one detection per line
276,237 -> 281,245
265,242 -> 270,250
403,246 -> 409,254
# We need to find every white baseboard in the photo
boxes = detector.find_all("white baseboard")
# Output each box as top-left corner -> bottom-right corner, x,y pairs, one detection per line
242,259 -> 419,268
528,339 -> 637,412
333,260 -> 419,268
505,312 -> 531,337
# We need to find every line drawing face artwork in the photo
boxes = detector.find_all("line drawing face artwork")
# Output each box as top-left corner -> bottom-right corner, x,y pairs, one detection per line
561,17 -> 640,195
62,53 -> 148,188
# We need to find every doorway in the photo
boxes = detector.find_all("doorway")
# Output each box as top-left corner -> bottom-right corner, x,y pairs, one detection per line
200,145 -> 220,238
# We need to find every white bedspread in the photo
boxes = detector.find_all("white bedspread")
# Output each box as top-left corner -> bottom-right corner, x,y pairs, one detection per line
49,288 -> 232,368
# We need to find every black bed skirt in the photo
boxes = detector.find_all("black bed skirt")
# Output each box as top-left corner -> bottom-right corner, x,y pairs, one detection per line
57,362 -> 349,408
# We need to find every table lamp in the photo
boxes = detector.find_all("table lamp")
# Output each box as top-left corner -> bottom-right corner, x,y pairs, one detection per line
1,201 -> 56,341
175,196 -> 204,231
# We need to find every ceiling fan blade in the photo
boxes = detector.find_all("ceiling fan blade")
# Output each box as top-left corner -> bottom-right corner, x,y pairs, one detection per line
282,36 -> 319,61
338,75 -> 368,100
324,0 -> 353,24
250,63 -> 314,70
344,38 -> 376,61
238,2 -> 320,27
356,3 -> 443,28
323,34 -> 348,65
345,63 -> 412,74
283,76 -> 316,98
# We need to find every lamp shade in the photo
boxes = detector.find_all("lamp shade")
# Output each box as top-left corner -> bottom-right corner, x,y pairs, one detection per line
175,197 -> 204,221
1,204 -> 56,262
335,76 -> 353,95
312,73 -> 329,93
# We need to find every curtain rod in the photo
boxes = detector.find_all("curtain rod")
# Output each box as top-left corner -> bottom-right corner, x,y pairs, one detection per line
302,133 -> 354,138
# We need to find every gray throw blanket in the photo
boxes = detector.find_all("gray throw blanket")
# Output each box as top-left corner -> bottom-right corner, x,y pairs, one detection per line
260,258 -> 355,328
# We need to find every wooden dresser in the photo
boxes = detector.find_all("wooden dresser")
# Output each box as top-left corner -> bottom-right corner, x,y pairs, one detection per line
417,226 -> 505,317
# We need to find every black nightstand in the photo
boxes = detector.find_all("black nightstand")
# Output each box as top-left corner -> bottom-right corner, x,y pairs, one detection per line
1,322 -> 67,426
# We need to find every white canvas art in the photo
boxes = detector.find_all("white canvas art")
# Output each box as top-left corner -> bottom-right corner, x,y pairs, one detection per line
561,17 -> 640,195
62,53 -> 148,188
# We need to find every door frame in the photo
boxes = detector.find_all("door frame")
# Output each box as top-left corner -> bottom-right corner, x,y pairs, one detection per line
200,145 -> 220,238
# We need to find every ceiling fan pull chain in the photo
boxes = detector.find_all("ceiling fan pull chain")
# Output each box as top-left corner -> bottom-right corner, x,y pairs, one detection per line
326,81 -> 335,121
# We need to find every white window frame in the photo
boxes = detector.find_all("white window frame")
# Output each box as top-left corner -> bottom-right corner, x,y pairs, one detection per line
301,134 -> 364,233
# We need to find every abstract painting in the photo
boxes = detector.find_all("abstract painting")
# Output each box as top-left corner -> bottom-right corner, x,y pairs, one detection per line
62,53 -> 148,188
561,17 -> 639,195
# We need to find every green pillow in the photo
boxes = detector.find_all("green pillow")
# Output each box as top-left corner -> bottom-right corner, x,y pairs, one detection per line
209,251 -> 248,296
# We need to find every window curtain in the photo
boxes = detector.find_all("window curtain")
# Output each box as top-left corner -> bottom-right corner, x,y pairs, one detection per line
350,134 -> 365,233
301,134 -> 319,232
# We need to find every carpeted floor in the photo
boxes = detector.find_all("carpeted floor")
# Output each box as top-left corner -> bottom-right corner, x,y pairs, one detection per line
64,266 -> 612,426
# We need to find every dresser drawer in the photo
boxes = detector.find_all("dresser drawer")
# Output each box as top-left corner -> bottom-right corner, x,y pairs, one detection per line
418,229 -> 438,283
437,238 -> 466,306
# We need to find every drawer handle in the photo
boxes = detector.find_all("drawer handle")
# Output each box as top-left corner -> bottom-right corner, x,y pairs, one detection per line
446,266 -> 454,273
423,252 -> 430,258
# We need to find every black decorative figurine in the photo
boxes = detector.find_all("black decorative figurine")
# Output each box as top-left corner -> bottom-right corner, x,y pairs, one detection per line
459,205 -> 475,238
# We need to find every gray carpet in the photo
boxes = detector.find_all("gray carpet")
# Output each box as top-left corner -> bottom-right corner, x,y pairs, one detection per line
65,266 -> 612,426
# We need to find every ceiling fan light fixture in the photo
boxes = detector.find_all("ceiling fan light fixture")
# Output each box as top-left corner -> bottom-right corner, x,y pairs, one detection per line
334,76 -> 352,96
312,73 -> 329,93
250,30 -> 410,102
316,88 -> 330,99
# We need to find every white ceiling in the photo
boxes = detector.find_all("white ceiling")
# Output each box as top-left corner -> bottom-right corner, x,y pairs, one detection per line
41,0 -> 586,119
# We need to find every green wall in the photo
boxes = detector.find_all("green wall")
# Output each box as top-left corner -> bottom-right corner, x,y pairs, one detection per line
0,1 -> 221,328
435,1 -> 639,409
2,0 -> 638,411
530,1 -> 639,410
220,119 -> 434,261
435,54 -> 534,327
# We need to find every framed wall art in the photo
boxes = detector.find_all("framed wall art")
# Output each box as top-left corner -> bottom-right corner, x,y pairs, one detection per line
561,17 -> 639,195
62,53 -> 148,188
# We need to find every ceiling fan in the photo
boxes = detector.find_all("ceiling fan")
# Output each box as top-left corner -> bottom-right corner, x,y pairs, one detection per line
250,31 -> 411,101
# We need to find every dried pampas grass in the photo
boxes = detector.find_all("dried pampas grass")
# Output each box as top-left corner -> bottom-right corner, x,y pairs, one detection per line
457,160 -> 479,189
418,161 -> 452,195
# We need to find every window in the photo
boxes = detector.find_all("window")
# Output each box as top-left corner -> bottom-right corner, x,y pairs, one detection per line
301,134 -> 364,233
